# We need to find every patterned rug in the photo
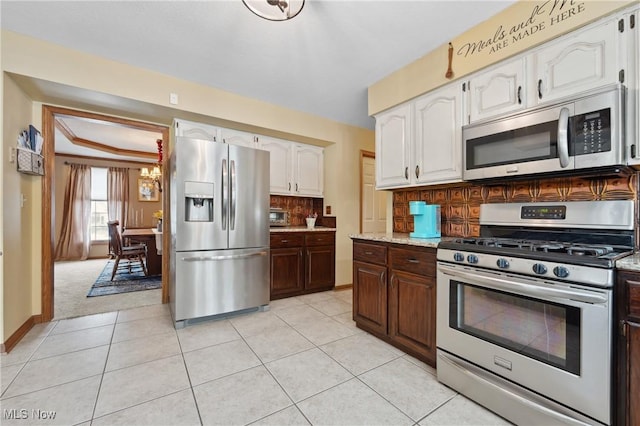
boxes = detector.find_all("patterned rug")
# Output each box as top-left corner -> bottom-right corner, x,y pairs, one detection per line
87,260 -> 161,297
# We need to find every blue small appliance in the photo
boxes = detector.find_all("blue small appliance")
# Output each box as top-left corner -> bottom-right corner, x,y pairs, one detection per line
409,201 -> 441,238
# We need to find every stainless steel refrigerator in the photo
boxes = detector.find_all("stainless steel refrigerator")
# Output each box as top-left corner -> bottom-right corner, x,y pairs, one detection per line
169,136 -> 270,327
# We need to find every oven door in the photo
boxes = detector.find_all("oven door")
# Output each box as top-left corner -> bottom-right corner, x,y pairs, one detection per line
436,262 -> 612,425
463,102 -> 575,180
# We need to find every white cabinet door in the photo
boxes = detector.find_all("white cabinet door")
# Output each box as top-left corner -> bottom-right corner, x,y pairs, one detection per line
469,58 -> 526,122
533,17 -> 620,104
375,103 -> 412,189
220,129 -> 257,149
260,137 -> 294,195
414,83 -> 463,185
174,119 -> 219,141
294,145 -> 324,197
624,7 -> 640,166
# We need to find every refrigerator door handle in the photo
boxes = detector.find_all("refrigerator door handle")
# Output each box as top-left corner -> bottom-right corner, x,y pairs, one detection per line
222,158 -> 228,230
181,251 -> 268,262
230,160 -> 236,230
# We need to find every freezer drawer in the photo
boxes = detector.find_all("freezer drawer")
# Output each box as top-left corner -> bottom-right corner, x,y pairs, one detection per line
173,247 -> 269,323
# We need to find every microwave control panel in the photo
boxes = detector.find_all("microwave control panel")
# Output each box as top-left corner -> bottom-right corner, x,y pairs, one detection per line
573,108 -> 611,155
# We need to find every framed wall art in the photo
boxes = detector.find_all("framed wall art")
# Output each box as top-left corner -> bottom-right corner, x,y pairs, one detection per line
138,178 -> 159,202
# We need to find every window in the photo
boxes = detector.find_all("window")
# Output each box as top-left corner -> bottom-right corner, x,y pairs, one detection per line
90,167 -> 108,241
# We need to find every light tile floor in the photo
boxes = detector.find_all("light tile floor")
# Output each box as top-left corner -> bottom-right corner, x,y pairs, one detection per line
0,289 -> 511,425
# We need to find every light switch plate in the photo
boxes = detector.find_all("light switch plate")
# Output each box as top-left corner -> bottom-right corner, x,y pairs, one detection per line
169,93 -> 179,105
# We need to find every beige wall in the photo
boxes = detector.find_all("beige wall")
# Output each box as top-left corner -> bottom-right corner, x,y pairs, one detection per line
1,30 -> 374,342
369,0 -> 635,115
2,74 -> 36,342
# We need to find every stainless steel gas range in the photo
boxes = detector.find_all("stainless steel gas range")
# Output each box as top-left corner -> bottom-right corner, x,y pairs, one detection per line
436,200 -> 635,426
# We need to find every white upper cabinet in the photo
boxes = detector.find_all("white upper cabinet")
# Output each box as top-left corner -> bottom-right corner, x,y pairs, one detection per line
468,58 -> 526,123
294,145 -> 324,197
532,16 -> 621,104
220,128 -> 258,148
174,119 -> 219,141
260,137 -> 323,197
375,103 -> 412,189
624,6 -> 640,166
414,83 -> 464,184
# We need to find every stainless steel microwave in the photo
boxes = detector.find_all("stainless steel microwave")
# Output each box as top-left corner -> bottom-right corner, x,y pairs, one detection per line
463,84 -> 625,181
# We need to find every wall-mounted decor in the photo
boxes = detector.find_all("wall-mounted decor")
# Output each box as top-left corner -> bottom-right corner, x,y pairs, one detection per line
138,178 -> 159,202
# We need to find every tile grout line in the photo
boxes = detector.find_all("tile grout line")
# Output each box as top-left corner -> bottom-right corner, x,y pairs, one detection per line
88,309 -> 119,425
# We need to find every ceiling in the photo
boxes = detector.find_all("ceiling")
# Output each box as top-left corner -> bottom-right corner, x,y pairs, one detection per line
1,0 -> 516,157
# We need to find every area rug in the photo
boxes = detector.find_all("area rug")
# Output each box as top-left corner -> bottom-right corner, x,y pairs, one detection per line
87,260 -> 161,297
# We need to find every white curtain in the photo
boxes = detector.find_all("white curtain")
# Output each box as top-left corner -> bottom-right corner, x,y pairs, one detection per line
107,167 -> 129,233
54,163 -> 92,260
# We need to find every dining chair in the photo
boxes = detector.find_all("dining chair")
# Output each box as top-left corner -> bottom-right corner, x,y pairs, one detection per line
107,220 -> 148,281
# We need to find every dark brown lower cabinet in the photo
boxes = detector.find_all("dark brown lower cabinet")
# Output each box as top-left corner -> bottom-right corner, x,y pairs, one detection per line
616,270 -> 640,425
352,239 -> 436,366
270,231 -> 335,299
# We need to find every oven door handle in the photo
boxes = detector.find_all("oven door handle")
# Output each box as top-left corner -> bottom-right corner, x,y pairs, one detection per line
438,264 -> 608,304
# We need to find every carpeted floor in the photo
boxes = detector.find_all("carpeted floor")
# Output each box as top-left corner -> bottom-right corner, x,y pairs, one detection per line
87,260 -> 162,297
54,258 -> 162,320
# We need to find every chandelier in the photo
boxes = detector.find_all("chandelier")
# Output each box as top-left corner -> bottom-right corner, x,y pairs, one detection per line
141,139 -> 163,192
242,0 -> 305,21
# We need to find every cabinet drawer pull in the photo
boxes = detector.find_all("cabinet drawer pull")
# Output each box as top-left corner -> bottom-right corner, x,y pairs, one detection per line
364,251 -> 373,255
408,258 -> 420,264
281,239 -> 288,243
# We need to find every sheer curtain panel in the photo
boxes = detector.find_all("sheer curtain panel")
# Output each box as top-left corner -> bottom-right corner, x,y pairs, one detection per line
54,163 -> 92,260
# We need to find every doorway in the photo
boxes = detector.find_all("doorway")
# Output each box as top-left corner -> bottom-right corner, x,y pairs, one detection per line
41,105 -> 170,322
359,150 -> 387,233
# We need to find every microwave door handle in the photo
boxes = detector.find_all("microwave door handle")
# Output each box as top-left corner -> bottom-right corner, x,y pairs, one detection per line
557,107 -> 571,168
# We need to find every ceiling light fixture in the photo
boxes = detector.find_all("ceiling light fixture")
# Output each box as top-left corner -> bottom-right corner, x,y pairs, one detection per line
242,0 -> 304,21
141,139 -> 163,192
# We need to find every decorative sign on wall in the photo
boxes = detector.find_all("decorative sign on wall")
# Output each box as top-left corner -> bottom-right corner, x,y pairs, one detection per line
456,0 -> 588,59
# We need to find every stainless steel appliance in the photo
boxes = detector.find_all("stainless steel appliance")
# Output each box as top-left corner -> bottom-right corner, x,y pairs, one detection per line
463,84 -> 626,181
436,200 -> 634,425
269,208 -> 289,227
169,137 -> 270,327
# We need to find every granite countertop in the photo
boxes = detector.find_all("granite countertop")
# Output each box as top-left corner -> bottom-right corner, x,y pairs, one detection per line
350,232 -> 453,248
270,226 -> 336,233
616,253 -> 640,271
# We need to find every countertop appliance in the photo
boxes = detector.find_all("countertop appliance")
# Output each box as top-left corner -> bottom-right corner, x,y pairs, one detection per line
169,137 -> 270,327
269,208 -> 289,227
463,84 -> 625,181
409,201 -> 440,238
436,200 -> 634,425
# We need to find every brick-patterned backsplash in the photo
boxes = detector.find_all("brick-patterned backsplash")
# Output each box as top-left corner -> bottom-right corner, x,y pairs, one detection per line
270,195 -> 324,226
393,173 -> 638,238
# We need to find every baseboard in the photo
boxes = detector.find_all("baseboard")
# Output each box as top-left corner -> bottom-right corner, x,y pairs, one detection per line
334,284 -> 353,291
1,314 -> 42,354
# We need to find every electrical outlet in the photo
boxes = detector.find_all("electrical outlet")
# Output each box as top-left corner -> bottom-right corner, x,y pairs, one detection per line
169,93 -> 179,105
9,147 -> 16,163
326,205 -> 331,215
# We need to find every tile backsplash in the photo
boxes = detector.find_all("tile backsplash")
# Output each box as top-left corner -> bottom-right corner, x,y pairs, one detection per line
393,172 -> 638,238
270,195 -> 324,226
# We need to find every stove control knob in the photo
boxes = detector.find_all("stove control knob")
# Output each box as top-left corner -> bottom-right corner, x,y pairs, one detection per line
496,258 -> 510,269
553,266 -> 570,278
467,255 -> 479,264
453,252 -> 465,262
532,263 -> 547,275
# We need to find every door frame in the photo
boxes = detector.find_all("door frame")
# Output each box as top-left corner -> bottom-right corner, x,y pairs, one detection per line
359,150 -> 376,233
41,105 -> 170,321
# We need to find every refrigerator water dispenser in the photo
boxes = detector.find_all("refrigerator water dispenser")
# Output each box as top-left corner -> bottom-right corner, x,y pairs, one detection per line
184,181 -> 214,222
409,201 -> 441,238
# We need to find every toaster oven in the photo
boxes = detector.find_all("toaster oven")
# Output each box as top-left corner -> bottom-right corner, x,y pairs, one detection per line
269,208 -> 289,227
